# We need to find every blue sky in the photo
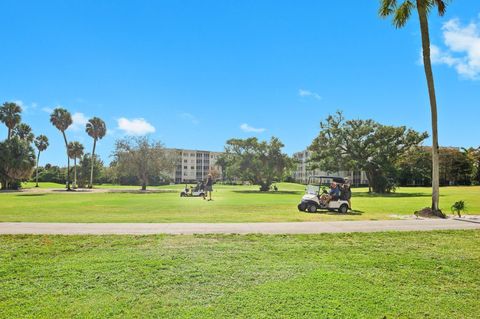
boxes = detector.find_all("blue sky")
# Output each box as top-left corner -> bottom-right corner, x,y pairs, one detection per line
1,0 -> 479,166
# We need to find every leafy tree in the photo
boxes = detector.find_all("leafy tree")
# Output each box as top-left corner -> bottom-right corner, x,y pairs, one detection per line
37,165 -> 65,184
439,148 -> 473,186
50,108 -> 73,190
379,0 -> 449,211
398,146 -> 476,186
113,136 -> 174,190
67,141 -> 84,189
474,148 -> 480,185
85,117 -> 107,188
221,137 -> 294,191
0,137 -> 36,189
12,123 -> 35,143
77,154 -> 104,187
34,135 -> 49,187
463,147 -> 480,185
0,102 -> 22,139
308,112 -> 428,193
397,147 -> 432,186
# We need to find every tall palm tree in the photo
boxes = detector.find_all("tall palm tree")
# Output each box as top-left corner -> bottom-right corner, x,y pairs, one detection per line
379,0 -> 448,214
50,108 -> 73,190
67,141 -> 84,189
0,102 -> 22,140
85,117 -> 107,188
13,123 -> 35,143
34,135 -> 49,187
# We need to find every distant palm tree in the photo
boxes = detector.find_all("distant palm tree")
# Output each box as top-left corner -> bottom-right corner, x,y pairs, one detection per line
68,141 -> 84,189
379,0 -> 448,214
50,108 -> 73,190
0,102 -> 22,140
85,117 -> 107,188
13,123 -> 35,143
34,135 -> 49,187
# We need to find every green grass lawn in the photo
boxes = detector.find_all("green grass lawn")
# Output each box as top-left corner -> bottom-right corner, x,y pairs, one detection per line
0,183 -> 478,222
1,231 -> 478,318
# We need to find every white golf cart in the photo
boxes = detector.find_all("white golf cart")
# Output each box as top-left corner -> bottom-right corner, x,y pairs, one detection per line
180,182 -> 205,198
297,175 -> 350,214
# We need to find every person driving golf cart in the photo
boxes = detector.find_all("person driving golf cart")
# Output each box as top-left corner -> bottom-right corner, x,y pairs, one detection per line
320,182 -> 340,205
297,176 -> 350,214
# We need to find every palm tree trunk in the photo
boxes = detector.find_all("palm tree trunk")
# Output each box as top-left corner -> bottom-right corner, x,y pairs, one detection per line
417,3 -> 440,212
2,129 -> 13,189
89,139 -> 97,188
35,150 -> 41,187
62,131 -> 71,191
73,158 -> 77,189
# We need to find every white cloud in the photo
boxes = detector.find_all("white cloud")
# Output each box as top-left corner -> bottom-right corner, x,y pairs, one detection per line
117,117 -> 156,136
12,100 -> 37,113
240,123 -> 266,133
42,107 -> 53,114
179,112 -> 199,125
430,17 -> 480,79
298,89 -> 322,100
69,112 -> 89,131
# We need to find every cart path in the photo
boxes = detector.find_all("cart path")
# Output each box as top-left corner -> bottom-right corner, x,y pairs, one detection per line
0,219 -> 479,235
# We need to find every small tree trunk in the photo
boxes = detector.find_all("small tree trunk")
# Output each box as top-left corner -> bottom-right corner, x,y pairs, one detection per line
417,3 -> 440,212
35,150 -> 41,187
73,158 -> 77,189
89,139 -> 97,189
7,128 -> 11,140
62,131 -> 71,191
259,182 -> 270,192
141,182 -> 147,191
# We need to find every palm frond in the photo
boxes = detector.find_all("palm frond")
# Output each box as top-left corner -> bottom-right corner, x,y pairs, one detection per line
379,0 -> 398,17
393,0 -> 415,28
433,0 -> 448,16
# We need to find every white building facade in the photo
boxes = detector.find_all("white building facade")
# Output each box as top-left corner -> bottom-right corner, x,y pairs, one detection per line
166,149 -> 224,183
292,150 -> 369,186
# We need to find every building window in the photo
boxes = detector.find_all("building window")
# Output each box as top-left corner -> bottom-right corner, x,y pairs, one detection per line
184,166 -> 187,169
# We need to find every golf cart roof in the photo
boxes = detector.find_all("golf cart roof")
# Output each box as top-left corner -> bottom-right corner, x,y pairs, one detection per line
309,176 -> 346,184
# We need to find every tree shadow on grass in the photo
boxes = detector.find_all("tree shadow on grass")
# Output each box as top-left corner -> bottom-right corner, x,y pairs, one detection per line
304,209 -> 364,216
233,190 -> 303,195
16,193 -> 47,197
106,190 -> 177,194
353,192 -> 433,198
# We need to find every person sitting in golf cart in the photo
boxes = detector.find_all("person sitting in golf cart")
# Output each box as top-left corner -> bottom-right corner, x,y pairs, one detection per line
320,182 -> 340,205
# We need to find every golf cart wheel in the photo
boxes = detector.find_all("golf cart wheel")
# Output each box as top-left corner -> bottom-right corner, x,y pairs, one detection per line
338,204 -> 348,214
180,192 -> 186,197
307,204 -> 317,213
298,203 -> 307,212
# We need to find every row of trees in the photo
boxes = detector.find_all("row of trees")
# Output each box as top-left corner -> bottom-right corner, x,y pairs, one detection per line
0,101 -> 107,190
49,108 -> 107,190
0,102 -> 47,189
398,146 -> 480,186
216,113 -> 478,194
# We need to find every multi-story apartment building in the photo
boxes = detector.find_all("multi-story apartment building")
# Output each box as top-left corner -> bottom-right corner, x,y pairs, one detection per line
166,149 -> 224,183
292,150 -> 369,186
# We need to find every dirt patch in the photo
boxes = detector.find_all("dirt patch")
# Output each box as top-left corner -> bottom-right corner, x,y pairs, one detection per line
414,207 -> 446,219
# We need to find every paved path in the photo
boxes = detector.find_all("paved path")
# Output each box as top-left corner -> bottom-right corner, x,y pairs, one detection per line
0,219 -> 479,235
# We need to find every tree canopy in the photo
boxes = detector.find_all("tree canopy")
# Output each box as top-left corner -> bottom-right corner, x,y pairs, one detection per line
113,136 -> 174,190
0,138 -> 36,189
220,137 -> 293,191
308,112 -> 428,193
0,102 -> 22,139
